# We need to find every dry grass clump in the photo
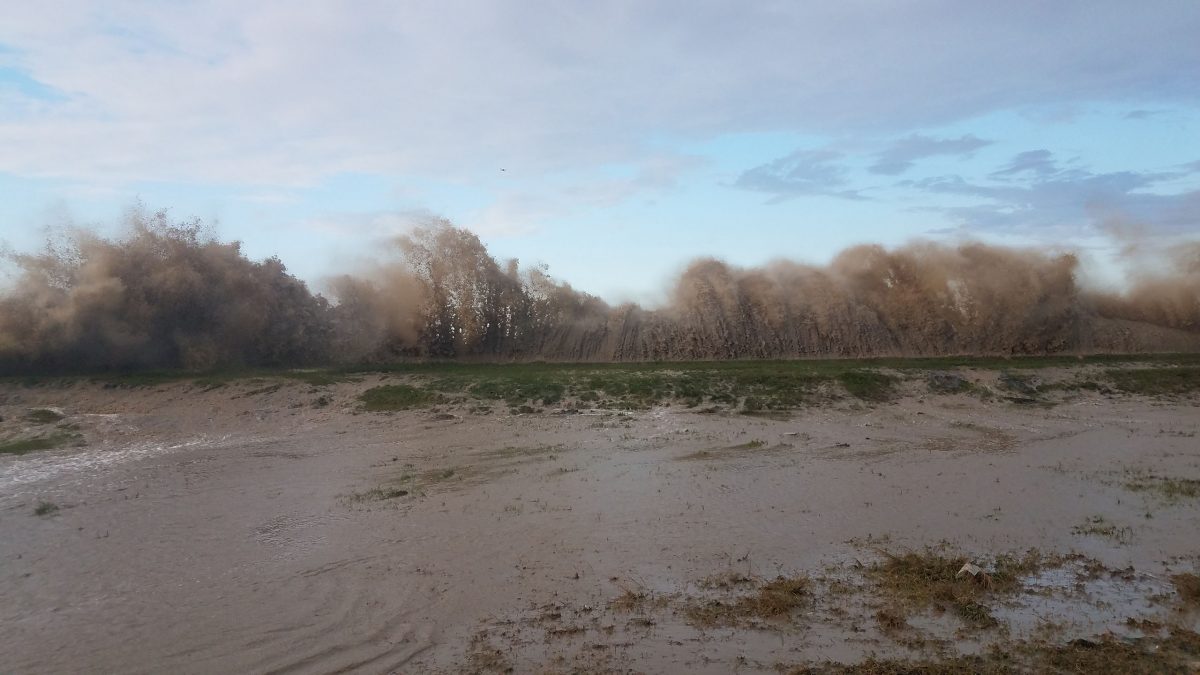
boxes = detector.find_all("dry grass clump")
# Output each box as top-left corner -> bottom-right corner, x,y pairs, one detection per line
344,486 -> 409,503
678,439 -> 779,461
0,431 -> 84,456
1124,473 -> 1200,501
873,607 -> 909,633
686,575 -> 810,627
787,627 -> 1200,674
1071,515 -> 1133,543
752,577 -> 812,616
1027,629 -> 1200,675
698,571 -> 756,590
357,384 -> 439,411
465,633 -> 511,673
1173,572 -> 1200,606
866,548 -> 1049,629
609,589 -> 659,612
26,408 -> 65,424
786,654 -> 1008,675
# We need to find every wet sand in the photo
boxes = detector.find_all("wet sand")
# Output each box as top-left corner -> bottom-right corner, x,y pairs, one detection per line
2,370 -> 1199,673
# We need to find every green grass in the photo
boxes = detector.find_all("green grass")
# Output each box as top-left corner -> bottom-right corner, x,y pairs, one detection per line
1106,366 -> 1200,396
357,384 -> 440,411
0,432 -> 82,456
7,355 -> 1200,414
424,362 -> 843,410
4,353 -> 1198,385
349,354 -> 1197,410
466,378 -> 565,405
838,370 -> 898,402
1124,473 -> 1200,501
26,408 -> 65,424
278,370 -> 361,386
428,363 -> 785,409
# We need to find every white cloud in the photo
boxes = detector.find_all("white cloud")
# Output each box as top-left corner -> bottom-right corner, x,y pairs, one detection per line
1,1 -> 1197,187
300,209 -> 436,238
465,195 -> 559,238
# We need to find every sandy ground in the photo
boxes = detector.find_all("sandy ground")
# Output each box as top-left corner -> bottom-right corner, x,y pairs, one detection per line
1,371 -> 1199,673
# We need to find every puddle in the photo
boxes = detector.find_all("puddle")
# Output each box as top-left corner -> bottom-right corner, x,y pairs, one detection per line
0,435 -> 233,496
994,563 -> 1177,638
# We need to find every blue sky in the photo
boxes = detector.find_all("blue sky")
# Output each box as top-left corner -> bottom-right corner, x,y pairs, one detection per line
1,2 -> 1198,302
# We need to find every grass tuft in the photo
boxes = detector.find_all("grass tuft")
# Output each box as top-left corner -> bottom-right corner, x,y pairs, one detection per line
610,589 -> 656,612
358,384 -> 439,411
0,432 -> 83,456
866,548 -> 1050,630
1071,515 -> 1133,543
346,486 -> 409,502
789,628 -> 1200,674
1173,572 -> 1200,606
838,370 -> 898,402
686,575 -> 810,627
1124,473 -> 1200,501
1106,366 -> 1200,396
26,408 -> 65,424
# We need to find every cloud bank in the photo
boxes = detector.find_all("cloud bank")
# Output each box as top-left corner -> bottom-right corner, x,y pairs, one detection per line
2,1 -> 1198,185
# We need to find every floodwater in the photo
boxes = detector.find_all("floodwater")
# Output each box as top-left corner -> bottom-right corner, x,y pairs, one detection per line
2,374 -> 1198,673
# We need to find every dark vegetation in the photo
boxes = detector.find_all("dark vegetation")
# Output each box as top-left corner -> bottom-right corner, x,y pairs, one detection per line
1107,366 -> 1200,395
2,208 -> 1198,374
1174,573 -> 1200,606
25,408 -> 65,424
5,354 -> 1200,418
0,432 -> 82,456
837,370 -> 897,401
357,384 -> 439,411
1124,473 -> 1200,501
337,356 -> 1198,411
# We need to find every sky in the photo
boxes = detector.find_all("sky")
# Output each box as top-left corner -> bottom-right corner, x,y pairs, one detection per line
1,1 -> 1198,303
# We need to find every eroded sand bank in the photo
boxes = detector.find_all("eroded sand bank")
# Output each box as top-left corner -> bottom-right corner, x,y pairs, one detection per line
2,367 -> 1198,673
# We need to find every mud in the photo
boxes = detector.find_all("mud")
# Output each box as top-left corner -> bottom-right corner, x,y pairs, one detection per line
2,367 -> 1198,673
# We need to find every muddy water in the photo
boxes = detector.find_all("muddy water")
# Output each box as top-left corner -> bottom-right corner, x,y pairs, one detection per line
1,378 -> 1198,673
